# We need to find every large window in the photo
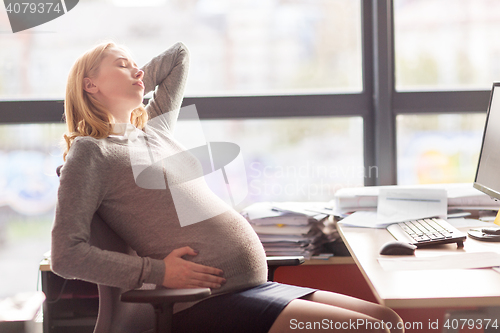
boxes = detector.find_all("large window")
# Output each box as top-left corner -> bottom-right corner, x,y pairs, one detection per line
392,0 -> 491,186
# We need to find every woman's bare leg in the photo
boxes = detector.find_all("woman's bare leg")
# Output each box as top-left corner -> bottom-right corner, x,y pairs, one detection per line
268,291 -> 404,333
302,291 -> 404,333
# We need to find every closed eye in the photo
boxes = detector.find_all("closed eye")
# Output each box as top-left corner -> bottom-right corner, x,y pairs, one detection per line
114,57 -> 129,68
114,55 -> 138,69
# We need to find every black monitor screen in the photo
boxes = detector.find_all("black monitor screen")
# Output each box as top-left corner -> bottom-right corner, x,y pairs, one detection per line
474,83 -> 500,200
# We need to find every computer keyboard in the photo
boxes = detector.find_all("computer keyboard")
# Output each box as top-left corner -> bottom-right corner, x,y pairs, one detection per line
386,218 -> 466,248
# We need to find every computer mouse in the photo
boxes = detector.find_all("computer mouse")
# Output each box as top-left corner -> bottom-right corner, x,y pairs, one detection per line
379,241 -> 416,255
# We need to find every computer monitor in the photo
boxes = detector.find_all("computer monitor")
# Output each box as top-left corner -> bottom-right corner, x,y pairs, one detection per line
469,82 -> 500,241
474,82 -> 500,201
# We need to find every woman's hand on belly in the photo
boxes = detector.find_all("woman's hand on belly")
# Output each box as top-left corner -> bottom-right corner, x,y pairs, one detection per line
162,246 -> 226,289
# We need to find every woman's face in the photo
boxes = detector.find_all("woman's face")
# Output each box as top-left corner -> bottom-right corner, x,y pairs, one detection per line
85,47 -> 144,121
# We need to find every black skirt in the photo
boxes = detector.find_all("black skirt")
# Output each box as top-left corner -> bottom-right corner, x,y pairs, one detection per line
172,282 -> 316,333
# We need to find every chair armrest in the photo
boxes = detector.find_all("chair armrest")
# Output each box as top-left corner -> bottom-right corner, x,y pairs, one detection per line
121,288 -> 211,305
120,256 -> 306,302
266,256 -> 305,281
121,288 -> 211,333
266,256 -> 305,267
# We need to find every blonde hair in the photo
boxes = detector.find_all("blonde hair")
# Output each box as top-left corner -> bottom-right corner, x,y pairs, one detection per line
63,42 -> 148,160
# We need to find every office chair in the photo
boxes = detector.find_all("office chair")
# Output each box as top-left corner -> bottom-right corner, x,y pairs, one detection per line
54,166 -> 304,333
89,213 -> 304,333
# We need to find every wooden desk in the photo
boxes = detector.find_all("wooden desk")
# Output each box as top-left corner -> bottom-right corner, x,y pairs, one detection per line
337,223 -> 500,309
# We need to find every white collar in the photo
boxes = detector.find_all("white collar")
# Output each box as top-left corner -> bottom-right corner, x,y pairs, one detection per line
109,123 -> 140,141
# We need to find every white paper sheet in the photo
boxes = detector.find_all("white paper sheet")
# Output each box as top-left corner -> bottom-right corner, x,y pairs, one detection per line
334,183 -> 499,214
338,189 -> 448,228
378,252 -> 500,271
338,211 -> 389,228
377,188 -> 447,224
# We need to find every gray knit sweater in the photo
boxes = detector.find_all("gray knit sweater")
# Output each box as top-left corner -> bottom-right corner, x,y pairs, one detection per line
51,42 -> 267,296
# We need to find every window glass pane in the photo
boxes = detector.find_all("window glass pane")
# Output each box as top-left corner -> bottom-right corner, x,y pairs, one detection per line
0,124 -> 65,298
0,0 -> 362,99
394,0 -> 500,91
181,116 -> 364,210
397,114 -> 485,185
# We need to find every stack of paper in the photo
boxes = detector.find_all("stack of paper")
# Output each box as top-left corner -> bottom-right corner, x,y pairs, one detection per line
241,202 -> 337,258
333,183 -> 500,216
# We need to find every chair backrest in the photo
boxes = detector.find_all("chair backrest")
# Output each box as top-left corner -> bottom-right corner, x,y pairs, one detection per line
56,165 -> 155,333
89,213 -> 156,333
